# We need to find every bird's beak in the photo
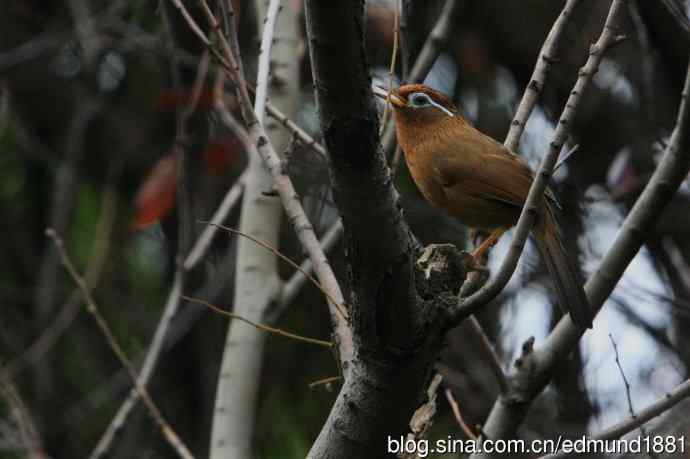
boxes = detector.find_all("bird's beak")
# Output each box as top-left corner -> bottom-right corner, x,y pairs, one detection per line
372,86 -> 405,108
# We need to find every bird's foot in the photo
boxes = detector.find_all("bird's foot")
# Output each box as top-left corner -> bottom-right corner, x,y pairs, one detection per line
466,254 -> 490,273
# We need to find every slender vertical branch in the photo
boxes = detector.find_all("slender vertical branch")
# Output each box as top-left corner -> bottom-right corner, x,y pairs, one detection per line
253,0 -> 281,121
466,316 -> 507,393
273,220 -> 344,321
504,0 -> 581,152
609,334 -> 641,434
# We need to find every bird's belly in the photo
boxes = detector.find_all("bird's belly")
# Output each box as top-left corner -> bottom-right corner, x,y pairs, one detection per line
416,179 -> 520,230
442,193 -> 520,230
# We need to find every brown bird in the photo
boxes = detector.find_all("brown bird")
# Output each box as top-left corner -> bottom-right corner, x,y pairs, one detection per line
375,84 -> 592,330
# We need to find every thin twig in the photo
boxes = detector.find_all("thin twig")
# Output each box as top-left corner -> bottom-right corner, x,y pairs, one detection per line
174,46 -> 210,254
201,221 -> 347,319
184,174 -> 246,270
46,229 -> 195,459
540,377 -> 690,458
196,0 -> 253,121
608,334 -> 643,435
407,0 -> 461,84
0,371 -> 45,458
467,316 -> 507,393
444,388 -> 477,440
4,186 -> 117,378
504,0 -> 581,152
378,1 -> 399,137
169,0 -> 210,47
398,0 -> 410,79
451,0 -> 628,323
552,144 -> 579,173
180,295 -> 331,347
308,376 -> 343,389
265,100 -> 327,159
274,219 -> 344,319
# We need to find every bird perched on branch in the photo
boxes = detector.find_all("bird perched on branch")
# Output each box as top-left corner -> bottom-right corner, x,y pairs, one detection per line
375,84 -> 592,330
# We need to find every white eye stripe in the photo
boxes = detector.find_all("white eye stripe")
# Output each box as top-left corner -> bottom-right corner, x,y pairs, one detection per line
407,92 -> 454,117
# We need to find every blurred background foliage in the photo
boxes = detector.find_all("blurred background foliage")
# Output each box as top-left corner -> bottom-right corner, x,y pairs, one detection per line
1,0 -> 690,458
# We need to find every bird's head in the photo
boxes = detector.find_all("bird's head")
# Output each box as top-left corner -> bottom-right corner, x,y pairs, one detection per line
373,84 -> 458,125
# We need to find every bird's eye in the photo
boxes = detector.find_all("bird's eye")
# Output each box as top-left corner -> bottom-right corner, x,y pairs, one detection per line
409,93 -> 431,107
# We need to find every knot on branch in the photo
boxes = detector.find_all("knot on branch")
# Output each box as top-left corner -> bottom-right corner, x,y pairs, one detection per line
414,244 -> 468,300
505,336 -> 541,405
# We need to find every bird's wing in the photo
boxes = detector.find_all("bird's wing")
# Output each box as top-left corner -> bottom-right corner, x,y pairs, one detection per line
432,127 -> 534,208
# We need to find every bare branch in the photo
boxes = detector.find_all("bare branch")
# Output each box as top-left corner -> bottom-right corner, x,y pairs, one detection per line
183,173 -> 246,270
203,221 -> 347,319
540,377 -> 690,459
46,229 -> 195,459
407,0 -> 461,84
444,388 -> 477,440
504,0 -> 581,152
467,316 -> 507,393
253,0 -> 281,121
4,185 -> 117,378
264,100 -> 327,159
181,296 -> 332,347
274,220 -> 344,321
609,333 -> 644,436
0,371 -> 44,458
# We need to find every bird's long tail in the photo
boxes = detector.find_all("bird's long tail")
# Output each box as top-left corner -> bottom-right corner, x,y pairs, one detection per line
535,205 -> 592,330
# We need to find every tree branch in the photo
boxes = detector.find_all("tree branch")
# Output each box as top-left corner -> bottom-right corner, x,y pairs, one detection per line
504,0 -> 581,152
540,377 -> 690,459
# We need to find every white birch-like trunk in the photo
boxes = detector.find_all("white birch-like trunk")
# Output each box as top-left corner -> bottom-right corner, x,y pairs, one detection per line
210,2 -> 298,458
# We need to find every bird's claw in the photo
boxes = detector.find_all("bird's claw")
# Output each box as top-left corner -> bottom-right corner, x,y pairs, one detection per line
463,253 -> 490,273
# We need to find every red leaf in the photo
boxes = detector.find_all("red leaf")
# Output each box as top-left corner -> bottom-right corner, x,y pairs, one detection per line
131,154 -> 179,230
